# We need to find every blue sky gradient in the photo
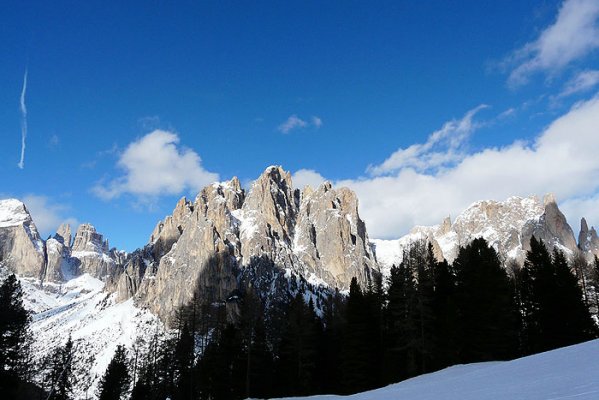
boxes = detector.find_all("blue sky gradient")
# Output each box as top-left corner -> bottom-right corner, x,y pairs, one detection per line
1,1 -> 599,250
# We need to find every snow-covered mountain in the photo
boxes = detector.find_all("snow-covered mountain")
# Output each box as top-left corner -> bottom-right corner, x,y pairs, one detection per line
2,168 -> 599,399
275,338 -> 599,400
372,194 -> 586,275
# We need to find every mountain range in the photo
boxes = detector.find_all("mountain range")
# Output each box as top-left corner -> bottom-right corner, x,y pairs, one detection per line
1,165 -> 598,397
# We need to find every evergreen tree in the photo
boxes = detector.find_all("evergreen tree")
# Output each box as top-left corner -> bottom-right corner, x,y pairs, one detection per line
341,278 -> 374,393
275,293 -> 321,396
431,257 -> 459,369
320,290 -> 346,394
45,336 -> 75,400
385,260 -> 418,382
520,238 -> 596,354
239,287 -> 272,399
453,238 -> 517,363
97,345 -> 131,400
0,274 -> 32,395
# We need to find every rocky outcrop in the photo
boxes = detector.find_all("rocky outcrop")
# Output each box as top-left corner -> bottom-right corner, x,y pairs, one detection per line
149,197 -> 193,259
521,194 -> 577,254
44,237 -> 71,282
136,167 -> 379,322
56,223 -> 72,247
71,223 -> 116,278
294,182 -> 376,288
578,218 -> 599,258
0,199 -> 45,278
138,179 -> 244,322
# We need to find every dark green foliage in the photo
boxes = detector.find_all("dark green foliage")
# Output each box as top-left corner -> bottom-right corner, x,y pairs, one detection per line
275,293 -> 321,396
0,274 -> 35,397
45,336 -> 75,400
453,238 -> 517,362
520,238 -> 595,354
97,345 -> 131,400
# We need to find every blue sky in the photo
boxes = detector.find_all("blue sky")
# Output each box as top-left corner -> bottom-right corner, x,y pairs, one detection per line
1,0 -> 599,251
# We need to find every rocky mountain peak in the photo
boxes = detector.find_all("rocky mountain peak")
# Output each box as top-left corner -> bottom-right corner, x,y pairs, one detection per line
72,223 -> 109,254
56,223 -> 72,247
543,193 -> 557,206
578,217 -> 599,257
0,199 -> 45,277
150,196 -> 193,258
71,223 -> 115,277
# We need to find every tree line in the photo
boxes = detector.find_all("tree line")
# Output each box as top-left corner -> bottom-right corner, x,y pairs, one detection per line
1,236 -> 598,399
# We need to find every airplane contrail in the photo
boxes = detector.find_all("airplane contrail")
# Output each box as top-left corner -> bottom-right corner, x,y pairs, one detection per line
18,69 -> 28,169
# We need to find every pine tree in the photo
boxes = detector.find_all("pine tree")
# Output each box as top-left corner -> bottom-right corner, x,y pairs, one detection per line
173,322 -> 195,400
385,260 -> 418,382
453,238 -> 517,363
45,336 -> 75,400
431,257 -> 459,369
97,345 -> 131,400
0,274 -> 33,397
520,238 -> 596,354
276,292 -> 320,396
341,278 -> 373,393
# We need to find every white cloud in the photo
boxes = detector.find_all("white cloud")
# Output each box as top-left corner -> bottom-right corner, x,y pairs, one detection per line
311,116 -> 323,129
327,94 -> 599,239
278,115 -> 308,134
21,195 -> 78,237
507,0 -> 599,86
292,169 -> 327,190
560,69 -> 599,96
367,105 -> 488,175
277,114 -> 323,133
93,130 -> 219,200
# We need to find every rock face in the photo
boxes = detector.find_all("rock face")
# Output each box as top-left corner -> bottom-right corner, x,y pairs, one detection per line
294,182 -> 376,288
579,218 -> 599,258
521,194 -> 578,253
0,199 -> 45,278
373,194 -> 580,275
149,197 -> 193,259
135,167 -> 379,322
138,179 -> 244,321
71,224 -> 116,278
56,223 -> 72,247
44,237 -> 70,282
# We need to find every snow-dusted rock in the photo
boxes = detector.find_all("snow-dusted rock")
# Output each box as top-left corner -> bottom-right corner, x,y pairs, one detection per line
294,182 -> 377,290
373,194 -> 580,276
71,223 -> 117,278
0,199 -> 45,278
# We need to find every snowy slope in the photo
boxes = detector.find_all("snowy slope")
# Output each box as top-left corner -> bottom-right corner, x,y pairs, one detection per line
276,339 -> 599,400
17,274 -> 162,399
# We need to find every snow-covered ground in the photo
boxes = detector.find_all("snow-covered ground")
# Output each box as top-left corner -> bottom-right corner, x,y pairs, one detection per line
18,274 -> 162,399
276,339 -> 599,400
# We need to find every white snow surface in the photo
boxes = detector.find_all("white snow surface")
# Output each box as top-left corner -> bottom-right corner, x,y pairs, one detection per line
0,198 -> 31,228
18,273 -> 162,399
275,338 -> 599,400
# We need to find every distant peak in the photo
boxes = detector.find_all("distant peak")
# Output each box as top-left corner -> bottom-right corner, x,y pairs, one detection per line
543,193 -> 557,206
581,217 -> 589,232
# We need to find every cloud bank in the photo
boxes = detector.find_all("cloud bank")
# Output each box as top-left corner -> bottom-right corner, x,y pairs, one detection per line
315,94 -> 599,239
367,105 -> 488,176
507,0 -> 599,87
93,130 -> 219,200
